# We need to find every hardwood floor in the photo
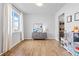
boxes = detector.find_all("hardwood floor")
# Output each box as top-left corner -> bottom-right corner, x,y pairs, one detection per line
2,39 -> 71,56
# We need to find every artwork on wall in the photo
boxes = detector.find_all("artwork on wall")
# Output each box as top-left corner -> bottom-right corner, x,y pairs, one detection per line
33,23 -> 43,32
67,15 -> 72,23
74,12 -> 79,21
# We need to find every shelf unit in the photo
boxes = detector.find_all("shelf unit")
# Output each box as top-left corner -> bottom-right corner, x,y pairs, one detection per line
63,32 -> 79,56
59,22 -> 64,34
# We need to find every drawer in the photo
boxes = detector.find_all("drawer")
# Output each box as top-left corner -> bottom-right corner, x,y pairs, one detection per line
32,32 -> 40,39
32,32 -> 47,39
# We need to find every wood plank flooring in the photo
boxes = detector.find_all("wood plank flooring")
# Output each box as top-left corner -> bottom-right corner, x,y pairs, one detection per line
2,39 -> 71,56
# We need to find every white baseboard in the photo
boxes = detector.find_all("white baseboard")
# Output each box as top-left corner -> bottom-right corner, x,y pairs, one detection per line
24,38 -> 55,40
24,38 -> 33,40
46,37 -> 55,39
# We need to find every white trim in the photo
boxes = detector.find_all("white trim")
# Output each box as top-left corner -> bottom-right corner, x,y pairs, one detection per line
3,3 -> 9,53
46,38 -> 55,39
24,38 -> 55,40
21,13 -> 24,40
24,38 -> 33,40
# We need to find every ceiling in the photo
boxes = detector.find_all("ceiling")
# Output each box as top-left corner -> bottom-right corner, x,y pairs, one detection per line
12,3 -> 66,15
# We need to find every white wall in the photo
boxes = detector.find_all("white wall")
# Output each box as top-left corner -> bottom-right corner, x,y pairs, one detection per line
23,14 -> 55,39
55,3 -> 79,41
0,3 -> 4,54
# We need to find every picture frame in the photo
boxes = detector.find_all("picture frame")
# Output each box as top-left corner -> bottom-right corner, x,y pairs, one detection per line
67,15 -> 72,23
33,23 -> 43,32
74,12 -> 79,21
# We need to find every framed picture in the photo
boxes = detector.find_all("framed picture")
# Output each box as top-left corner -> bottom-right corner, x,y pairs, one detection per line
67,15 -> 72,23
74,12 -> 79,21
33,23 -> 43,32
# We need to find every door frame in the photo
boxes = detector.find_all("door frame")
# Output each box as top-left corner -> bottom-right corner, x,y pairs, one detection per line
3,3 -> 24,53
58,13 -> 65,44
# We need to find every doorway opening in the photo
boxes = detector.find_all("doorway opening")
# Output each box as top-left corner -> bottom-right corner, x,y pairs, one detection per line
58,13 -> 65,46
3,4 -> 24,53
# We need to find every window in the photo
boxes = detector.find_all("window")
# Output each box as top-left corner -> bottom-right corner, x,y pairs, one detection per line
12,10 -> 20,31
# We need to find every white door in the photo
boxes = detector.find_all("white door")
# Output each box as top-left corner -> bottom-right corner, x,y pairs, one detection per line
3,4 -> 24,53
11,7 -> 24,48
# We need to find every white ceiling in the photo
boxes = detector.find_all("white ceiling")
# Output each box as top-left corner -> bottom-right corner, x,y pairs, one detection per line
12,3 -> 66,15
